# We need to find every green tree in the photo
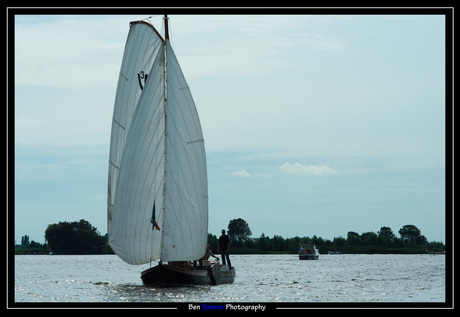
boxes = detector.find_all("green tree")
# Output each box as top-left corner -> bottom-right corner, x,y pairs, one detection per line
399,224 -> 427,246
332,236 -> 346,246
271,235 -> 287,251
361,232 -> 378,245
378,226 -> 395,245
227,218 -> 252,247
257,233 -> 270,252
45,219 -> 105,254
21,235 -> 30,247
288,236 -> 301,253
29,241 -> 41,248
347,231 -> 361,245
312,235 -> 324,245
207,233 -> 218,251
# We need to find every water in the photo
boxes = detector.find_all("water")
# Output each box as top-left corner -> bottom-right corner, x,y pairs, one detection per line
14,254 -> 445,304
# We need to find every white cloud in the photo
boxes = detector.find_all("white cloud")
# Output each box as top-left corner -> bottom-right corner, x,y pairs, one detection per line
280,162 -> 337,176
232,169 -> 251,178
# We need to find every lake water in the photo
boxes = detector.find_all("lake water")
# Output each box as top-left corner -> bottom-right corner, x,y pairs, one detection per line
13,254 -> 447,308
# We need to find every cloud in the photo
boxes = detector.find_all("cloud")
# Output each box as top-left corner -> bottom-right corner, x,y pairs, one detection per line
232,169 -> 251,178
280,162 -> 337,176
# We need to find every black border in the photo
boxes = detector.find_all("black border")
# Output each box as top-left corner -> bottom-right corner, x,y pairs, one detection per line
6,6 -> 454,310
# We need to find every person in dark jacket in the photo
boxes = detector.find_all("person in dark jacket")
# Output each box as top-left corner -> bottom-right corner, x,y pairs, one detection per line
217,229 -> 232,269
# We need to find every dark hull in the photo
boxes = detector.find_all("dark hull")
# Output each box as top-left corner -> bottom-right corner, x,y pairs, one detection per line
141,264 -> 235,286
299,254 -> 319,260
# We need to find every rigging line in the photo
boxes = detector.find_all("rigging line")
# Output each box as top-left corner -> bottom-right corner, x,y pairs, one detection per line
161,19 -> 164,38
142,16 -> 153,24
168,21 -> 174,49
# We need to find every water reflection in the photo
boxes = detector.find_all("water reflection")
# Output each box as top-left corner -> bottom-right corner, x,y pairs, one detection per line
15,254 -> 446,303
104,283 -> 213,302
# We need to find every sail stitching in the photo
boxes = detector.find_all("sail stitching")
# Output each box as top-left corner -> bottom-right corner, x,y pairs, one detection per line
162,47 -> 207,261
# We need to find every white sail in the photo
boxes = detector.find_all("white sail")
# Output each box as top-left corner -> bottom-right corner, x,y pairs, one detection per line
108,21 -> 163,239
108,19 -> 208,265
161,41 -> 208,262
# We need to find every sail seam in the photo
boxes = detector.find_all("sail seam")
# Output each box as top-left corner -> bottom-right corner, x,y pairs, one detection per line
119,72 -> 129,82
112,119 -> 125,130
187,139 -> 204,144
109,160 -> 119,169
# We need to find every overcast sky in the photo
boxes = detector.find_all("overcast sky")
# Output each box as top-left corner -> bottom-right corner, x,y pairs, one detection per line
13,12 -> 447,245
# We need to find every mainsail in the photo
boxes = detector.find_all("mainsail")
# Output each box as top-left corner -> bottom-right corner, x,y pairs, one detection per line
108,18 -> 208,265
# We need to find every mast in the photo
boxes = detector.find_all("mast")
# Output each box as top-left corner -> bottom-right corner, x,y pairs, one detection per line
160,14 -> 168,260
164,14 -> 169,41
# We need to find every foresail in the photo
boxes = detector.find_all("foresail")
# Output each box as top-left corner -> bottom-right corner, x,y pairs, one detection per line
108,21 -> 164,265
161,42 -> 208,262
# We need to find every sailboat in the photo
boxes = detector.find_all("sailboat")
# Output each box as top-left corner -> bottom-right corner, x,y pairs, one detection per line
107,15 -> 235,285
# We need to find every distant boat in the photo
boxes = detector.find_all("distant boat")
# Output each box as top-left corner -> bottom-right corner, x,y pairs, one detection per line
328,251 -> 344,255
299,245 -> 319,260
107,15 -> 235,285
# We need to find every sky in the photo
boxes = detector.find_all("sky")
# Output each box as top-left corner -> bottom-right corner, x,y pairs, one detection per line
13,11 -> 448,245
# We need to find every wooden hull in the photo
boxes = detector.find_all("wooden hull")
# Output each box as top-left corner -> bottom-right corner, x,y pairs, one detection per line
141,263 -> 235,286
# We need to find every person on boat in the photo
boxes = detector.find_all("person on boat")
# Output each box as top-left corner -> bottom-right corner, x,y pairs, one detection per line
199,244 -> 219,267
217,229 -> 232,269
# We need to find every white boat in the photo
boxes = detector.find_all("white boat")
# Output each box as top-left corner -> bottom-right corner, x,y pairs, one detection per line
328,251 -> 344,255
299,244 -> 320,260
107,15 -> 235,285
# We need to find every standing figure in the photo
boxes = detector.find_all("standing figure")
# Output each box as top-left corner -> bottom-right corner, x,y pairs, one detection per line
217,229 -> 231,269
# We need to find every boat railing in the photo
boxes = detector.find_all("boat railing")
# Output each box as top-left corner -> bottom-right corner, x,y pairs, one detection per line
201,259 -> 219,267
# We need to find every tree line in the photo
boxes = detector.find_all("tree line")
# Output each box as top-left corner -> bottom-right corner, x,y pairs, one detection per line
15,218 -> 444,255
207,218 -> 445,255
15,219 -> 112,255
